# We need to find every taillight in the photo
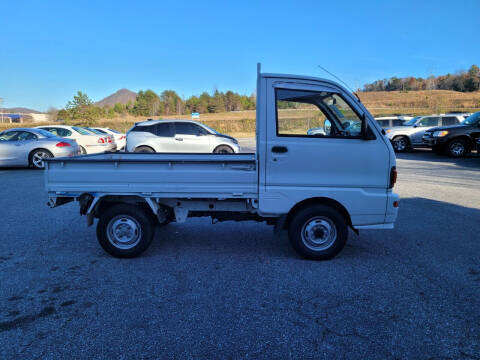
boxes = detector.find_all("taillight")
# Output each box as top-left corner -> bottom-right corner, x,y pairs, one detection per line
98,138 -> 105,144
389,166 -> 397,188
56,142 -> 71,147
120,135 -> 126,140
107,137 -> 112,143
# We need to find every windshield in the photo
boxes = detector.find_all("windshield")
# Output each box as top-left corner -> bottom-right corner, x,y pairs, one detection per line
404,116 -> 421,126
72,126 -> 92,135
462,112 -> 480,125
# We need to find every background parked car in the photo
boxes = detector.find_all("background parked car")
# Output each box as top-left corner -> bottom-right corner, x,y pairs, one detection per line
84,127 -> 117,151
126,120 -> 240,153
385,114 -> 465,152
36,125 -> 110,154
91,127 -> 126,150
0,128 -> 79,169
422,111 -> 480,157
375,115 -> 413,128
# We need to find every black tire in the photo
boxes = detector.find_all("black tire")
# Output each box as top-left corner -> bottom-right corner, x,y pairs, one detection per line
447,139 -> 468,158
96,204 -> 154,258
288,204 -> 348,260
79,146 -> 87,155
29,149 -> 53,169
392,136 -> 409,153
213,145 -> 234,154
134,146 -> 155,153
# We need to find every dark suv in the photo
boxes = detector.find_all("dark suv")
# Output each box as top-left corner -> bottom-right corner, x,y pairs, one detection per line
422,112 -> 480,157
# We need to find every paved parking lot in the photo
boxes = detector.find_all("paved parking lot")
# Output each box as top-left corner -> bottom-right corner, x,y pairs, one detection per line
0,145 -> 479,359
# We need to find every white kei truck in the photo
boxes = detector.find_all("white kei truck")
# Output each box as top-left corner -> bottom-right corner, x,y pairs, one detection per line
44,66 -> 399,260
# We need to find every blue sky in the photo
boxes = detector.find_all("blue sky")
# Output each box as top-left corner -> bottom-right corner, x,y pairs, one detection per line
1,0 -> 479,111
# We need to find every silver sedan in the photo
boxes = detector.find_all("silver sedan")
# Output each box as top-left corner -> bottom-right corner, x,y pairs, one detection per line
0,128 -> 80,169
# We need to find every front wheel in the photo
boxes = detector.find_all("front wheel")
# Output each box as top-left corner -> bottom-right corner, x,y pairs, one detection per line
213,145 -> 234,154
392,136 -> 409,152
288,204 -> 348,260
30,149 -> 53,169
134,146 -> 155,153
448,139 -> 468,158
96,204 -> 154,258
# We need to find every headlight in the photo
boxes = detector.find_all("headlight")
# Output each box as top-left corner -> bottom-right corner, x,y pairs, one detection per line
385,129 -> 392,134
433,130 -> 449,137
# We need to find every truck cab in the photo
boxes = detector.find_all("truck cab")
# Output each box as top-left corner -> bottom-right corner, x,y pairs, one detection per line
45,69 -> 399,260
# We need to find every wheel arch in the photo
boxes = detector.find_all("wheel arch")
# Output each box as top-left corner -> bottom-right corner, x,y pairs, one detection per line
448,135 -> 474,150
28,148 -> 53,165
284,197 -> 353,230
133,144 -> 156,153
213,144 -> 234,153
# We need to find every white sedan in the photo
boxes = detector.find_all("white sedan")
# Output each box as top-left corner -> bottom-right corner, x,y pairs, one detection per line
36,125 -> 110,154
91,127 -> 126,150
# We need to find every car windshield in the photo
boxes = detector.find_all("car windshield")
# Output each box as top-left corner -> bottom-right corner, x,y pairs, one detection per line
404,116 -> 421,126
72,126 -> 92,135
108,128 -> 121,134
462,112 -> 480,125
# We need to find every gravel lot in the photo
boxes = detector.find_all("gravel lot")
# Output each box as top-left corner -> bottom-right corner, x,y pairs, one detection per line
0,143 -> 479,359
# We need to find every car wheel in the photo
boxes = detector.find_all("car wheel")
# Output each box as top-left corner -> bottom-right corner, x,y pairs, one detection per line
29,149 -> 53,169
96,204 -> 154,258
448,139 -> 467,158
392,136 -> 409,152
134,146 -> 155,153
79,146 -> 87,155
213,145 -> 234,154
288,204 -> 348,260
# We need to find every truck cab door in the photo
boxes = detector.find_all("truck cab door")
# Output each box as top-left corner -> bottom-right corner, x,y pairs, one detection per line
258,76 -> 391,227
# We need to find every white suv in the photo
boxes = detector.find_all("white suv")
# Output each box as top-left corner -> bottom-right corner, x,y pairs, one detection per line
126,120 -> 240,153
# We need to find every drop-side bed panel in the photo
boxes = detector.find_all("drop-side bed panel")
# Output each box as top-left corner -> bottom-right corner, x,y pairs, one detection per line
45,153 -> 258,199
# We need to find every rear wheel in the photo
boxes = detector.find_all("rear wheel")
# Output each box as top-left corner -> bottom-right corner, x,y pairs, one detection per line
134,146 -> 155,153
392,136 -> 409,152
447,139 -> 468,158
96,204 -> 154,258
213,145 -> 234,154
288,204 -> 348,260
29,149 -> 53,169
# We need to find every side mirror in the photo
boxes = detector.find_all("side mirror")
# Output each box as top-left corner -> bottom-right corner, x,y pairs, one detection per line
324,120 -> 331,134
361,113 -> 375,140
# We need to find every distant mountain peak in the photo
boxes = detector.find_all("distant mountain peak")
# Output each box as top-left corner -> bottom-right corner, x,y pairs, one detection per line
96,89 -> 137,107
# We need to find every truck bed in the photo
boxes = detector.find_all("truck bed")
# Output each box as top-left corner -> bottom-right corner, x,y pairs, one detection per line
45,153 -> 258,199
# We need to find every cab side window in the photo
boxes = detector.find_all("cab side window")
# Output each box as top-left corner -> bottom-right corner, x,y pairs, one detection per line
276,89 -> 364,137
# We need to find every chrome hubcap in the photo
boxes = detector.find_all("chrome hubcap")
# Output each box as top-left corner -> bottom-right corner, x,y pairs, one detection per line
450,142 -> 464,156
107,216 -> 142,249
32,152 -> 50,168
301,217 -> 337,251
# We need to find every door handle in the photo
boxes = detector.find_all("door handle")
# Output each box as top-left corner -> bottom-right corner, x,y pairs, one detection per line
271,146 -> 288,153
175,137 -> 183,141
